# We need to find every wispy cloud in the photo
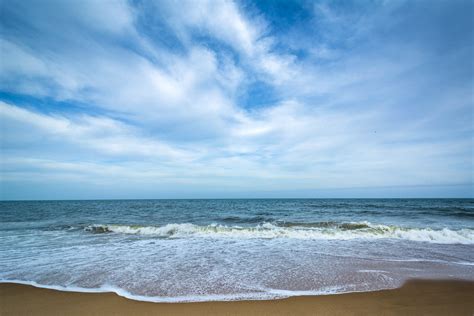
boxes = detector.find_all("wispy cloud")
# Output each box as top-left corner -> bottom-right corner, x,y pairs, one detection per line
0,0 -> 472,199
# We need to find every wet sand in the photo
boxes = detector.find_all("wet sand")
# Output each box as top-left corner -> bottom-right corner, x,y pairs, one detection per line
1,279 -> 473,315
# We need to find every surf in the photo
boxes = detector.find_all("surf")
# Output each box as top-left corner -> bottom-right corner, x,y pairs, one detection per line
83,222 -> 474,244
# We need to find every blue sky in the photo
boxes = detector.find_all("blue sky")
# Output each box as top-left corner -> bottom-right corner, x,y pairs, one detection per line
0,0 -> 473,199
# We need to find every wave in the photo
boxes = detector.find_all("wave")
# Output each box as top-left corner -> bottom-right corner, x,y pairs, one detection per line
84,222 -> 474,244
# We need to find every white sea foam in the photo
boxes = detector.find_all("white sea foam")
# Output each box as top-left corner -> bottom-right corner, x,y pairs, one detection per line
0,279 -> 372,303
84,222 -> 474,244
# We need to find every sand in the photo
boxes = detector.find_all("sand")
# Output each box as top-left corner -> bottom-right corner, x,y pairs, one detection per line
1,279 -> 473,315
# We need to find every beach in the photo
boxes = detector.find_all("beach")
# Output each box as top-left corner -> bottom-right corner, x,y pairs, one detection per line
1,200 -> 473,303
1,279 -> 473,315
2,0 -> 473,313
1,201 -> 473,314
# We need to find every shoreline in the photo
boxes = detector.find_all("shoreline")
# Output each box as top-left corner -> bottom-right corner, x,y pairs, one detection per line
0,279 -> 411,303
1,279 -> 473,315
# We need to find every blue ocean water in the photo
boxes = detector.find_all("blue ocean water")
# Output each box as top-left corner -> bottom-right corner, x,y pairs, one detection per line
0,199 -> 473,302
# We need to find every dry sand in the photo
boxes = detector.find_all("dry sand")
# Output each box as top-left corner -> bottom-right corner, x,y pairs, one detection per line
1,279 -> 473,315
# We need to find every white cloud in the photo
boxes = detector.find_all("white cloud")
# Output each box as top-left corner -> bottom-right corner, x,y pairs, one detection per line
0,101 -> 194,161
155,0 -> 297,84
0,0 -> 472,198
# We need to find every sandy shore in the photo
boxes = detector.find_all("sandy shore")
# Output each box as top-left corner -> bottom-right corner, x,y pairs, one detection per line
1,279 -> 473,316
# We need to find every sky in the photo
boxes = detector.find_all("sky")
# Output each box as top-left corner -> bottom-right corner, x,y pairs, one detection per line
0,0 -> 473,200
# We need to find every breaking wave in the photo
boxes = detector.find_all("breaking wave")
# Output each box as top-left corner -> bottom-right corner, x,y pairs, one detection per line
84,222 -> 474,244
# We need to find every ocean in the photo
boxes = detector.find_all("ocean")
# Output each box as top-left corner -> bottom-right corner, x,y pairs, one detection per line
0,199 -> 473,302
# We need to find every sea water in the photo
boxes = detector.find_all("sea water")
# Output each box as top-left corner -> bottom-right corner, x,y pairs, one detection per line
0,199 -> 473,302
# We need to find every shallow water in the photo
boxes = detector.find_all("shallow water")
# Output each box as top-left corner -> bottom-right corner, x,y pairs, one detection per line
1,199 -> 473,302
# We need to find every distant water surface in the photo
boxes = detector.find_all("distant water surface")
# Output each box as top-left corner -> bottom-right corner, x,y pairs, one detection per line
1,199 -> 473,302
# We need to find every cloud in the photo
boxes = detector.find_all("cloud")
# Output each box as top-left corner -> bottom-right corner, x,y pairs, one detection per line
3,2 -> 270,146
0,101 -> 193,161
0,0 -> 472,198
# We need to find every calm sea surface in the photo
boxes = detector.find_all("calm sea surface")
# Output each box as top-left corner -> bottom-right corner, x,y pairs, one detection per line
1,199 -> 473,302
